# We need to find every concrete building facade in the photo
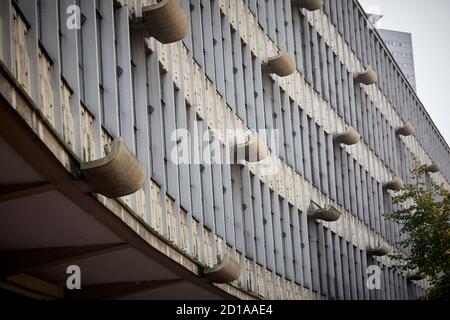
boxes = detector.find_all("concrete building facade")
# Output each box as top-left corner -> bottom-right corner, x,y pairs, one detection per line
0,0 -> 449,300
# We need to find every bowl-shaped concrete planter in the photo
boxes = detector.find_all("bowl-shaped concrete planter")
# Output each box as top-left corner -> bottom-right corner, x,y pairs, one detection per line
334,129 -> 361,146
407,272 -> 425,281
203,255 -> 240,284
309,205 -> 341,222
383,178 -> 404,191
142,0 -> 189,44
262,51 -> 296,77
81,138 -> 146,198
291,0 -> 323,11
354,66 -> 378,85
367,243 -> 391,257
231,130 -> 269,163
426,162 -> 440,173
396,122 -> 414,137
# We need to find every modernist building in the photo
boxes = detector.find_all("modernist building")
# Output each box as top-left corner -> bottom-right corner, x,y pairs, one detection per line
377,29 -> 417,90
0,0 -> 448,300
367,13 -> 417,90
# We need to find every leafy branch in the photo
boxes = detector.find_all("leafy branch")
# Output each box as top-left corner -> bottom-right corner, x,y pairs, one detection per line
384,163 -> 450,299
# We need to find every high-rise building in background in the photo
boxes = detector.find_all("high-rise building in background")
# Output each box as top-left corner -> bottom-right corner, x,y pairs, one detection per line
367,14 -> 417,90
0,0 -> 448,301
378,29 -> 417,90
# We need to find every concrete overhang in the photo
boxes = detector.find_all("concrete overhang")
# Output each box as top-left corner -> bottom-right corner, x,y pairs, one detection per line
0,63 -> 251,300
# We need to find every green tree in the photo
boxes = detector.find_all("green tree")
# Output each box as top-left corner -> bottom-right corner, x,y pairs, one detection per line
385,164 -> 450,300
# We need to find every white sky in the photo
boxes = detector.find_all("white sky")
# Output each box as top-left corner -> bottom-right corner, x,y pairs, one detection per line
359,0 -> 450,147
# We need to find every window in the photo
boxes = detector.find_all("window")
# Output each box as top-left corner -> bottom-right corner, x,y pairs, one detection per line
96,0 -> 105,125
37,0 -> 43,41
113,6 -> 122,134
76,0 -> 86,103
298,13 -> 308,77
392,51 -> 413,59
131,59 -> 138,156
58,1 -> 64,74
317,126 -> 327,195
310,26 -> 319,90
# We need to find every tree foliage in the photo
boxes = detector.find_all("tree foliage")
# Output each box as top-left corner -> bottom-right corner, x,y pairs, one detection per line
385,164 -> 450,300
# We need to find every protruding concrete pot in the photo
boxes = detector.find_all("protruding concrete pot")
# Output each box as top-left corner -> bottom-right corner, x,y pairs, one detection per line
309,204 -> 341,222
334,129 -> 361,146
426,162 -> 440,173
367,243 -> 391,257
142,0 -> 189,44
203,255 -> 241,284
396,122 -> 414,137
231,130 -> 269,163
407,272 -> 425,281
262,51 -> 296,77
291,0 -> 323,11
354,66 -> 378,85
81,138 -> 146,198
383,178 -> 404,191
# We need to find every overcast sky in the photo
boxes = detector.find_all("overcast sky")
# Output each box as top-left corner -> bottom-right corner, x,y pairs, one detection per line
359,0 -> 450,146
